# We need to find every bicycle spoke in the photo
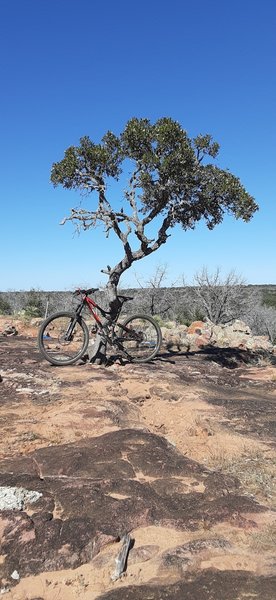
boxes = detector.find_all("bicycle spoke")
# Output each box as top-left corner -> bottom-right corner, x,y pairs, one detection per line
115,315 -> 161,362
38,312 -> 89,365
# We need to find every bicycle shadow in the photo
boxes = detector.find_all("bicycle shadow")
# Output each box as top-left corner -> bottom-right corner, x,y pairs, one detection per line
79,346 -> 274,370
156,345 -> 275,369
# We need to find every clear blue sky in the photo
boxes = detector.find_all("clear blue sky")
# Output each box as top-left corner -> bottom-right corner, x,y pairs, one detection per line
0,0 -> 275,291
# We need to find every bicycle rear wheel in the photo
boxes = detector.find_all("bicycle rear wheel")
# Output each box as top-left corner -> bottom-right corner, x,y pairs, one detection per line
38,311 -> 89,366
116,314 -> 162,362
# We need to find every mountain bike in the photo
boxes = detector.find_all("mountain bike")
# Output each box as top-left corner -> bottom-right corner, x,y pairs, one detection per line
38,288 -> 162,366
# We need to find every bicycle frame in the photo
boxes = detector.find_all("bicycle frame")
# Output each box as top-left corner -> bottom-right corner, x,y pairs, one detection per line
74,291 -> 124,346
75,291 -> 143,356
84,295 -> 104,325
75,291 -> 106,325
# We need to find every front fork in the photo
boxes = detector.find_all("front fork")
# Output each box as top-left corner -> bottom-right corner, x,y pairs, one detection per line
65,311 -> 82,340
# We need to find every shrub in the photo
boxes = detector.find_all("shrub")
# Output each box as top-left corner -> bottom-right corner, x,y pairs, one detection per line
263,291 -> 276,309
152,314 -> 170,328
22,289 -> 44,319
0,297 -> 12,315
176,308 -> 205,327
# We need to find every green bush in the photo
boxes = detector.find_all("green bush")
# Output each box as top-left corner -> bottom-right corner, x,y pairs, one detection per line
152,314 -> 170,328
176,315 -> 193,326
23,305 -> 43,318
176,308 -> 205,327
263,291 -> 276,309
23,289 -> 44,319
0,297 -> 12,315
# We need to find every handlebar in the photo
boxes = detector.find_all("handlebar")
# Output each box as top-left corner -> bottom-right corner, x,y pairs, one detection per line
73,288 -> 99,296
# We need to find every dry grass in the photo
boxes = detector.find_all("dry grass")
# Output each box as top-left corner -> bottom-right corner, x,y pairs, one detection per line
249,520 -> 276,552
185,414 -> 215,438
206,446 -> 276,506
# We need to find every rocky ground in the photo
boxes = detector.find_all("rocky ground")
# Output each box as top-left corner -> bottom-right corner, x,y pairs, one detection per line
0,317 -> 276,599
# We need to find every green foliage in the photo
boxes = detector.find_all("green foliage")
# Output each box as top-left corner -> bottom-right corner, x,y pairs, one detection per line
151,314 -> 169,328
263,290 -> 276,309
51,116 -> 258,234
23,289 -> 44,319
0,297 -> 12,315
176,308 -> 205,327
51,133 -> 123,190
177,316 -> 192,327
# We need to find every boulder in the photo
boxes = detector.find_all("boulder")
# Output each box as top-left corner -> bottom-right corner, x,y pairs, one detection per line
1,323 -> 18,337
162,319 -> 273,353
30,318 -> 44,327
187,321 -> 211,336
161,326 -> 190,352
229,320 -> 252,334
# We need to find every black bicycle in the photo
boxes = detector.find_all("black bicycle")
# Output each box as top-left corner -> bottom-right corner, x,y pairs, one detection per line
38,288 -> 162,366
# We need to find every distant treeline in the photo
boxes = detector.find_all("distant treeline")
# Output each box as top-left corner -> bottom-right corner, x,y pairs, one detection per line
0,285 -> 276,318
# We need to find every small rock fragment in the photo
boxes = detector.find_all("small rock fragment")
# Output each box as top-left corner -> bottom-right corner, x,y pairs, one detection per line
111,534 -> 133,581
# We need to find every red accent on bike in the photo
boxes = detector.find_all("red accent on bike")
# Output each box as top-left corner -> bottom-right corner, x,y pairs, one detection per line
85,295 -> 102,323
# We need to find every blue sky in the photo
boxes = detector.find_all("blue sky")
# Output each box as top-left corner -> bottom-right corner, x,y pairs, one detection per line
0,0 -> 275,291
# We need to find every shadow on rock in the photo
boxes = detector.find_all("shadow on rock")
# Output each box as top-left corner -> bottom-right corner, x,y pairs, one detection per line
0,429 -> 265,583
97,570 -> 276,600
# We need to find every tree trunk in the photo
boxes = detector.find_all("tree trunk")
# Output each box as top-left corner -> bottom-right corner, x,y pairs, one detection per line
88,277 -> 121,364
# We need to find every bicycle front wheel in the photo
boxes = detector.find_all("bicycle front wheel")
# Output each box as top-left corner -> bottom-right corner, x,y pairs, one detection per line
38,311 -> 89,366
117,315 -> 162,363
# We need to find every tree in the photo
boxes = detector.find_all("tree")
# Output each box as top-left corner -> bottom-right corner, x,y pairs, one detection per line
246,304 -> 276,343
51,117 -> 258,362
193,267 -> 258,324
133,263 -> 180,318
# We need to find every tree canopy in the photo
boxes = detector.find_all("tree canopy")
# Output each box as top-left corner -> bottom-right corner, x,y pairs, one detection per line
51,117 -> 258,290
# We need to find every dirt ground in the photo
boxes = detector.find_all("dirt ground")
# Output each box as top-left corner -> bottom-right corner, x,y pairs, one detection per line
0,317 -> 276,599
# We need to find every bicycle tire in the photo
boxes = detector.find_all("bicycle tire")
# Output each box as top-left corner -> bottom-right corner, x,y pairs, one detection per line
38,311 -> 89,366
116,314 -> 162,363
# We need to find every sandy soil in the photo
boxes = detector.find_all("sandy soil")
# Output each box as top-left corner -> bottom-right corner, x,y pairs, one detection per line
0,316 -> 276,599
